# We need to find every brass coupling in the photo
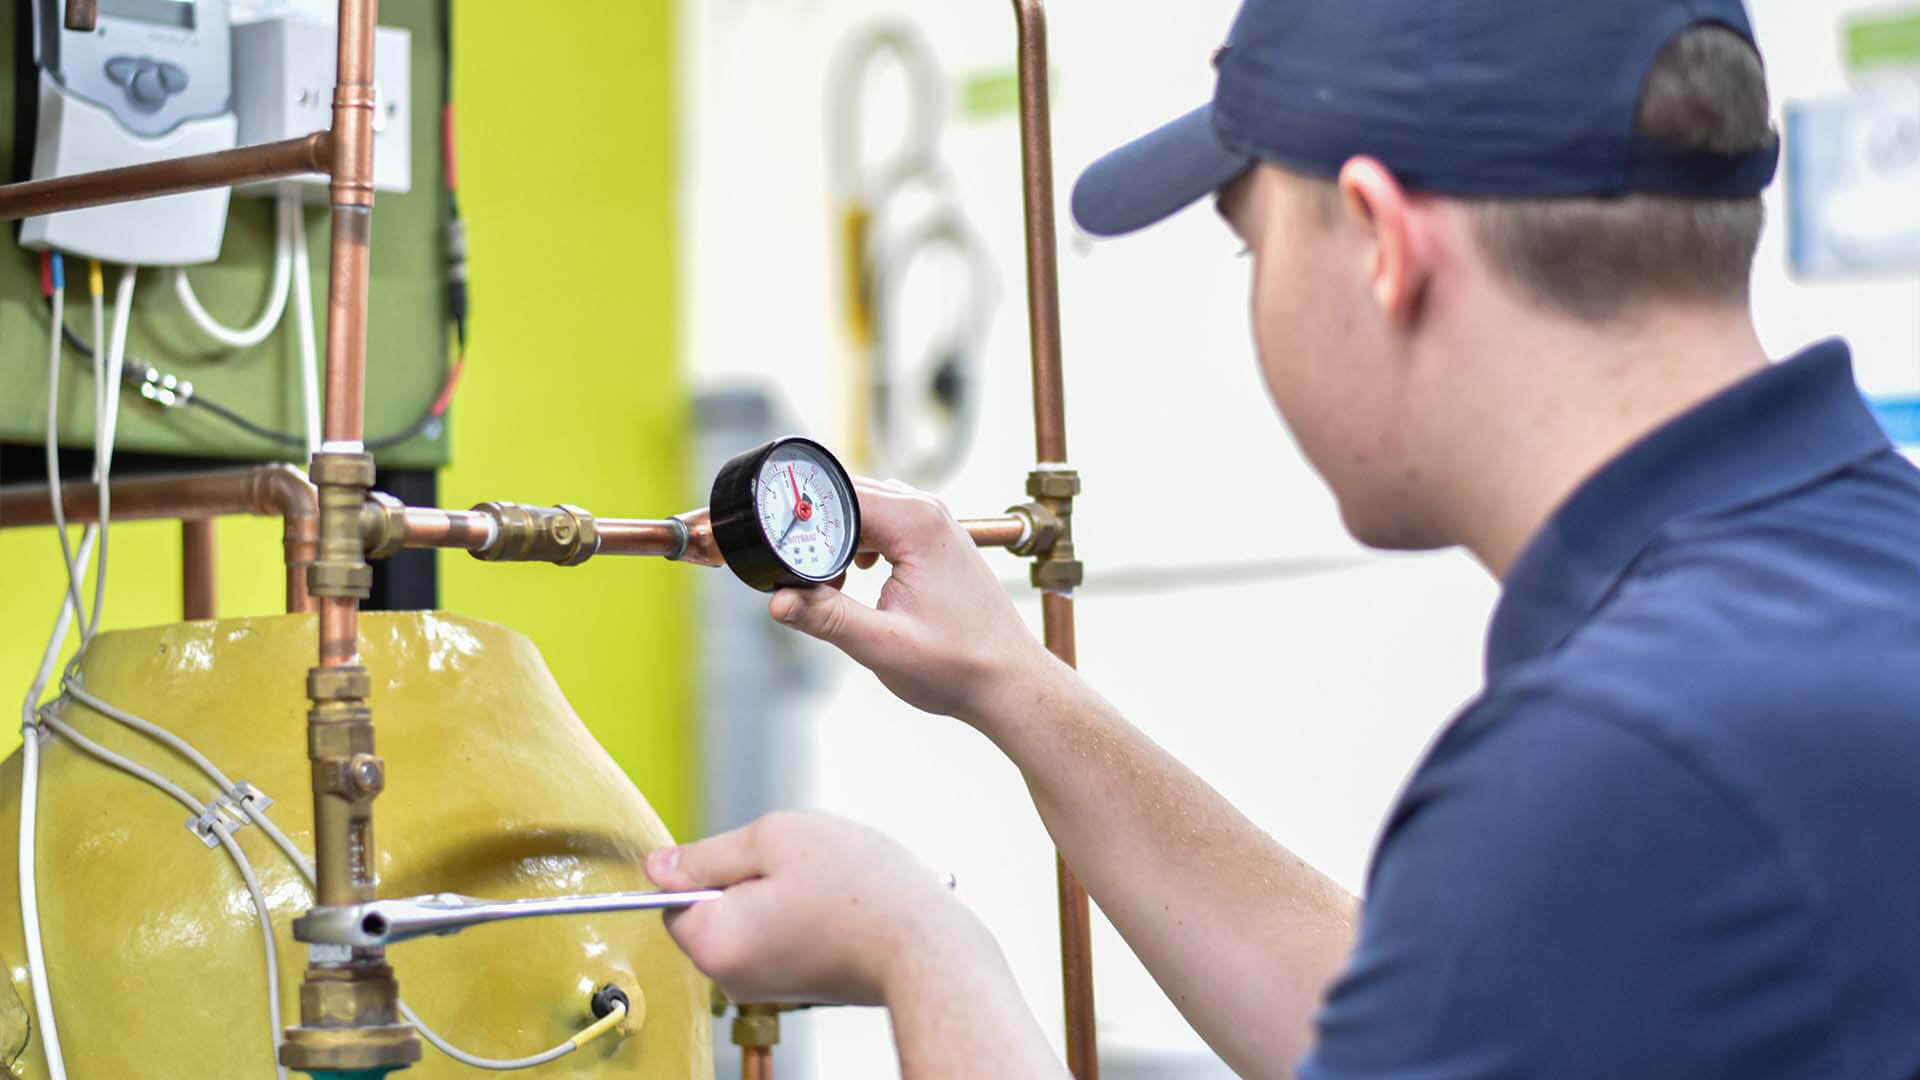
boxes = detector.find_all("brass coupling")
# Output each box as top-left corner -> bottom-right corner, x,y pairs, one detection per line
308,452 -> 375,599
1006,502 -> 1062,558
732,1003 -> 783,1050
470,502 -> 599,566
280,961 -> 421,1073
1020,467 -> 1084,593
360,491 -> 409,561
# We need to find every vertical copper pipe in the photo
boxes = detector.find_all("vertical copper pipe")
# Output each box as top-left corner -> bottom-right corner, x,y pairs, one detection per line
313,0 -> 378,897
182,519 -> 218,620
742,1047 -> 772,1080
1011,4 -> 1097,1078
63,0 -> 97,32
1013,1 -> 1069,466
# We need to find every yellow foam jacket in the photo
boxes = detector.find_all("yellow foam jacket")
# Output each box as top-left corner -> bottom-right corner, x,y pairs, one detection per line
0,612 -> 711,1078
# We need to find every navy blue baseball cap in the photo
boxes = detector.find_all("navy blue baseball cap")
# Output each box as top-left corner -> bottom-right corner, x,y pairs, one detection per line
1072,0 -> 1779,238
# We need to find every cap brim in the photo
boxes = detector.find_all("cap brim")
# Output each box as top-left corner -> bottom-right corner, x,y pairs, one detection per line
1071,104 -> 1254,239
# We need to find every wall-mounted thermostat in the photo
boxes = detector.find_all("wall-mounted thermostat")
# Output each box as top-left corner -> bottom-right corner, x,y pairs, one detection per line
19,0 -> 240,265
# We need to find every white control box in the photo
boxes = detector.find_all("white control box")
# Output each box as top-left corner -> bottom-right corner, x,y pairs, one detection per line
20,0 -> 240,266
230,16 -> 411,199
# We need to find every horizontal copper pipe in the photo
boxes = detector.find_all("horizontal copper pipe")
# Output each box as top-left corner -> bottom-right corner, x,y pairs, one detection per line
598,517 -> 717,565
385,506 -> 497,552
0,132 -> 331,222
0,466 -> 318,613
373,502 -> 1030,566
960,515 -> 1029,550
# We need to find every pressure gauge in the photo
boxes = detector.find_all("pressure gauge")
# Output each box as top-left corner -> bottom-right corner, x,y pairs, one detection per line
710,438 -> 862,592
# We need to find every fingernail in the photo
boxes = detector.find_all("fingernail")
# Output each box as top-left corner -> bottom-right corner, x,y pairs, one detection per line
648,847 -> 679,876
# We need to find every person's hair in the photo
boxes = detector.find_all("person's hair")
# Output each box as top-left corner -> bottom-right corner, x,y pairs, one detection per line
1462,26 -> 1773,322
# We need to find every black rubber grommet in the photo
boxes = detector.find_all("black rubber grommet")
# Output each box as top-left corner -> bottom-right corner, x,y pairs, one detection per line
590,984 -> 631,1020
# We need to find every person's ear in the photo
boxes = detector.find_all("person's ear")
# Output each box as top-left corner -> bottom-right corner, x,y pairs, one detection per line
1336,157 -> 1429,324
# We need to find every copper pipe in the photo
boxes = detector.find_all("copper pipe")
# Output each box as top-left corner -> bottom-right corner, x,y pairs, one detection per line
63,0 -> 96,32
742,1047 -> 772,1080
0,466 -> 317,615
387,506 -> 496,552
322,0 -> 377,445
1010,3 -> 1096,1077
961,515 -> 1029,550
182,520 -> 218,620
1014,1 -> 1069,466
0,133 -> 330,222
599,517 -> 711,563
385,504 -> 1028,564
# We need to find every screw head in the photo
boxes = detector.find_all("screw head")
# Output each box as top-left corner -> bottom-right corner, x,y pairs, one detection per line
347,753 -> 384,796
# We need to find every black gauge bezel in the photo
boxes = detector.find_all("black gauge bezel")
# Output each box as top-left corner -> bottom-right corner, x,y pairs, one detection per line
710,436 -> 862,592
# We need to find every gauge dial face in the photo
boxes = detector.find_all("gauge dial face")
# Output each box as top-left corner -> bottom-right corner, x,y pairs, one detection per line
752,442 -> 856,581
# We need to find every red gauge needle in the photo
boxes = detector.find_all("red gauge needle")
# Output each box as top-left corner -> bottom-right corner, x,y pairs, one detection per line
789,466 -> 813,522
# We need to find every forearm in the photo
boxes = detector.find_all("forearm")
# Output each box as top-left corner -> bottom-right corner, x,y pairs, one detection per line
972,654 -> 1357,1077
887,916 -> 1067,1080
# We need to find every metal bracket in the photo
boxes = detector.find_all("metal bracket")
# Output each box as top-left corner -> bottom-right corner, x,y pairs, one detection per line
185,796 -> 251,848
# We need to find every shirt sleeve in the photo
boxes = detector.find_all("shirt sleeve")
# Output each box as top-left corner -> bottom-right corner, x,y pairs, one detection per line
1296,681 -> 1836,1080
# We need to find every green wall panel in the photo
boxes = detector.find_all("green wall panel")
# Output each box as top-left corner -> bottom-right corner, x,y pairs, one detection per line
0,0 -> 451,469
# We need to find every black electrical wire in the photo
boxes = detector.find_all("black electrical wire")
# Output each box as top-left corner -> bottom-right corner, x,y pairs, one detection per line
51,299 -> 448,452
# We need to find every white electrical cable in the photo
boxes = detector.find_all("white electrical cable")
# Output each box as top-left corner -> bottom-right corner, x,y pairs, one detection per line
22,279 -> 77,1080
37,705 -> 287,1080
80,268 -> 135,652
288,192 -> 322,460
17,730 -> 64,1080
172,196 -> 295,349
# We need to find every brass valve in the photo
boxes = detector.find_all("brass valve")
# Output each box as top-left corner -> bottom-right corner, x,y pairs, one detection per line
470,502 -> 600,566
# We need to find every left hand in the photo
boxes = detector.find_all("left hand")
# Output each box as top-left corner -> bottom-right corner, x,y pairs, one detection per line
647,811 -> 980,1006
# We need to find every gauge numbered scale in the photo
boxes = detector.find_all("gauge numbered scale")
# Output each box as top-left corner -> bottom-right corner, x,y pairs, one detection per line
710,437 -> 862,592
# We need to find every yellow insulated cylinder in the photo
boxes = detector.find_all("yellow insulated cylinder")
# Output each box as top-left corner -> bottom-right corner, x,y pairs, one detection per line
0,612 -> 711,1079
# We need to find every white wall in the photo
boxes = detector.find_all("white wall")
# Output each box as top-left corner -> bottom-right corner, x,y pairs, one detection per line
680,3 -> 1919,1076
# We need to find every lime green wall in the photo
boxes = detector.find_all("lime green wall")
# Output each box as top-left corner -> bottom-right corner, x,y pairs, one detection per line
0,3 -> 693,837
440,1 -> 692,836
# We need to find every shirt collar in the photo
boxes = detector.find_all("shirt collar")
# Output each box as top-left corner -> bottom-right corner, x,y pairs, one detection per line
1486,339 -> 1889,681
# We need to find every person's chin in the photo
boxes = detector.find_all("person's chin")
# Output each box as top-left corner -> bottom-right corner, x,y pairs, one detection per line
1340,502 -> 1452,554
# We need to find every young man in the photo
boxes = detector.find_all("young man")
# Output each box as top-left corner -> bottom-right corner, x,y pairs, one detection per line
647,1 -> 1920,1076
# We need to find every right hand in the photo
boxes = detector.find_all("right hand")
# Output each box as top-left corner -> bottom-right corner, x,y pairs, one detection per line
769,479 -> 1053,724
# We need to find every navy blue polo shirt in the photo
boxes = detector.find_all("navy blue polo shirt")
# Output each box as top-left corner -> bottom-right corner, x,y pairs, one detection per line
1300,340 -> 1920,1079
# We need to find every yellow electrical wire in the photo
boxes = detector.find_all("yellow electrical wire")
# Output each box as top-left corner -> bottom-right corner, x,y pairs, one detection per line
87,259 -> 103,298
569,999 -> 627,1052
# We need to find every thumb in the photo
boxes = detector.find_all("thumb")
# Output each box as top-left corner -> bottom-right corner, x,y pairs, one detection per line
647,826 -> 762,891
769,586 -> 890,665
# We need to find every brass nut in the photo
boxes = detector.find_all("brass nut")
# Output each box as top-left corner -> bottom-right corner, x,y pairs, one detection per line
279,1024 -> 421,1072
309,452 -> 377,489
307,666 -> 371,703
362,492 -> 408,560
1026,469 -> 1082,500
307,562 -> 373,599
307,711 -> 374,760
1006,503 -> 1063,558
1031,557 -> 1085,593
345,753 -> 385,797
732,1010 -> 781,1049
